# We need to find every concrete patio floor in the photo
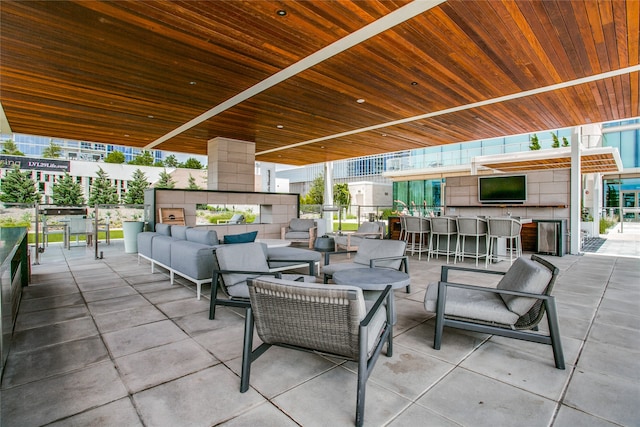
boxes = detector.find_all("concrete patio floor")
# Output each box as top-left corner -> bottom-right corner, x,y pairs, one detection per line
1,226 -> 639,427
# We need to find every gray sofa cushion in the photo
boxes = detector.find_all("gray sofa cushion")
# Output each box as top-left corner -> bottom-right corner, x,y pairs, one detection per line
170,240 -> 221,280
155,223 -> 171,236
497,257 -> 552,316
137,232 -> 156,258
289,218 -> 315,232
151,235 -> 174,267
170,225 -> 190,240
424,282 -> 520,325
186,228 -> 218,246
267,246 -> 321,269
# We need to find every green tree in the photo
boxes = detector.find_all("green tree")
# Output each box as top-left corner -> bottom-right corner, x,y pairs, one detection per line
42,141 -> 63,158
550,133 -> 560,148
0,165 -> 39,203
153,160 -> 164,167
529,133 -> 541,150
52,173 -> 85,205
155,169 -> 175,189
187,174 -> 202,190
562,136 -> 570,147
303,175 -> 324,205
104,151 -> 126,164
333,182 -> 351,211
88,167 -> 119,205
164,154 -> 179,168
180,157 -> 203,169
128,150 -> 154,166
1,140 -> 24,156
123,169 -> 149,204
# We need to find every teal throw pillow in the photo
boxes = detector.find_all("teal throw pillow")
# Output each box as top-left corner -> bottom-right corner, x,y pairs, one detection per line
223,231 -> 258,244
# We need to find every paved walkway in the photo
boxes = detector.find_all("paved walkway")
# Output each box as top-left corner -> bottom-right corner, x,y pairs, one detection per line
1,233 -> 639,426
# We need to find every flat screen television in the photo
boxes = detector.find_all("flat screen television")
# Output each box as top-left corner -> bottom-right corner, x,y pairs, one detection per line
478,175 -> 527,204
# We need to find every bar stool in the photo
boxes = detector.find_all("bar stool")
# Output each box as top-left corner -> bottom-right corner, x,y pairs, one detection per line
429,216 -> 457,263
404,216 -> 430,260
398,215 -> 407,242
455,217 -> 488,266
486,217 -> 522,267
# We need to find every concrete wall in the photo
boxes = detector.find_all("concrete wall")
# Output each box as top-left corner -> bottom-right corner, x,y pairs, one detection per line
145,188 -> 300,240
444,170 -> 570,221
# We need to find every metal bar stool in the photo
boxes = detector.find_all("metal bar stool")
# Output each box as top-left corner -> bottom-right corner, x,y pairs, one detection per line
486,217 -> 522,267
429,216 -> 457,263
404,216 -> 430,260
455,217 -> 488,266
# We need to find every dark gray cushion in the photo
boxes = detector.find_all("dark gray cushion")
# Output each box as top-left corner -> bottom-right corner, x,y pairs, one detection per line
186,228 -> 218,246
497,257 -> 552,316
155,223 -> 171,236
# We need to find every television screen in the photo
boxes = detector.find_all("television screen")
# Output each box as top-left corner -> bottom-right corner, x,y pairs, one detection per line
478,175 -> 527,204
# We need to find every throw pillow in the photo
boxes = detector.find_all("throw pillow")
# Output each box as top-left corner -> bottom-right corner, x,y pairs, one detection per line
223,230 -> 258,244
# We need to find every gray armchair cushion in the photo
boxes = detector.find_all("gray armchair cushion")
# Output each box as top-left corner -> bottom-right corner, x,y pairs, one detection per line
289,218 -> 315,232
497,257 -> 552,315
353,239 -> 406,269
357,222 -> 383,234
186,228 -> 218,246
170,225 -> 190,240
155,223 -> 171,236
424,283 -> 520,325
284,231 -> 313,239
216,242 -> 271,298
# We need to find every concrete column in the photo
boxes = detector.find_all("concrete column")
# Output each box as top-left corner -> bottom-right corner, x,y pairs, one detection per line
207,137 -> 255,191
259,162 -> 277,193
322,162 -> 334,235
570,127 -> 582,254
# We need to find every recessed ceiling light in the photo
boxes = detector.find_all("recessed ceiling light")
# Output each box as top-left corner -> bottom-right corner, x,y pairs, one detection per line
356,98 -> 365,104
147,115 -> 154,119
124,134 -> 130,137
276,124 -> 284,129
411,81 -> 418,86
189,81 -> 197,85
320,146 -> 325,149
276,9 -> 287,16
382,134 -> 387,137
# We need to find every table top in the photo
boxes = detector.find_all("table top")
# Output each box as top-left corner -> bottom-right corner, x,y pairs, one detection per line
255,238 -> 292,248
332,267 -> 410,291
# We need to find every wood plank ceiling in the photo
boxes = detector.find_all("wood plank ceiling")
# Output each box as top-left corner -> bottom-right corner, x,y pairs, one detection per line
1,0 -> 638,166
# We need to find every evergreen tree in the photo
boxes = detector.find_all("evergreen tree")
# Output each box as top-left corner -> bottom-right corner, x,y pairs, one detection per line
88,167 -> 119,205
303,175 -> 324,205
187,174 -> 202,190
164,154 -> 179,168
128,150 -> 154,166
42,141 -> 63,158
155,169 -> 175,189
562,136 -> 570,147
529,134 -> 541,150
550,133 -> 560,148
180,157 -> 203,169
0,165 -> 39,203
1,140 -> 24,156
52,173 -> 85,205
104,151 -> 125,164
123,169 -> 149,204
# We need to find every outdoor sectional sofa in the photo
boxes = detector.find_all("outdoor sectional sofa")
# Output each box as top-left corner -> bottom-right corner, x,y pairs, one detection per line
137,223 -> 320,299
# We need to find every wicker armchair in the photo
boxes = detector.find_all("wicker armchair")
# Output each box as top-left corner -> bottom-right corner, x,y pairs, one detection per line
241,277 -> 393,427
424,254 -> 564,369
208,242 -> 316,319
